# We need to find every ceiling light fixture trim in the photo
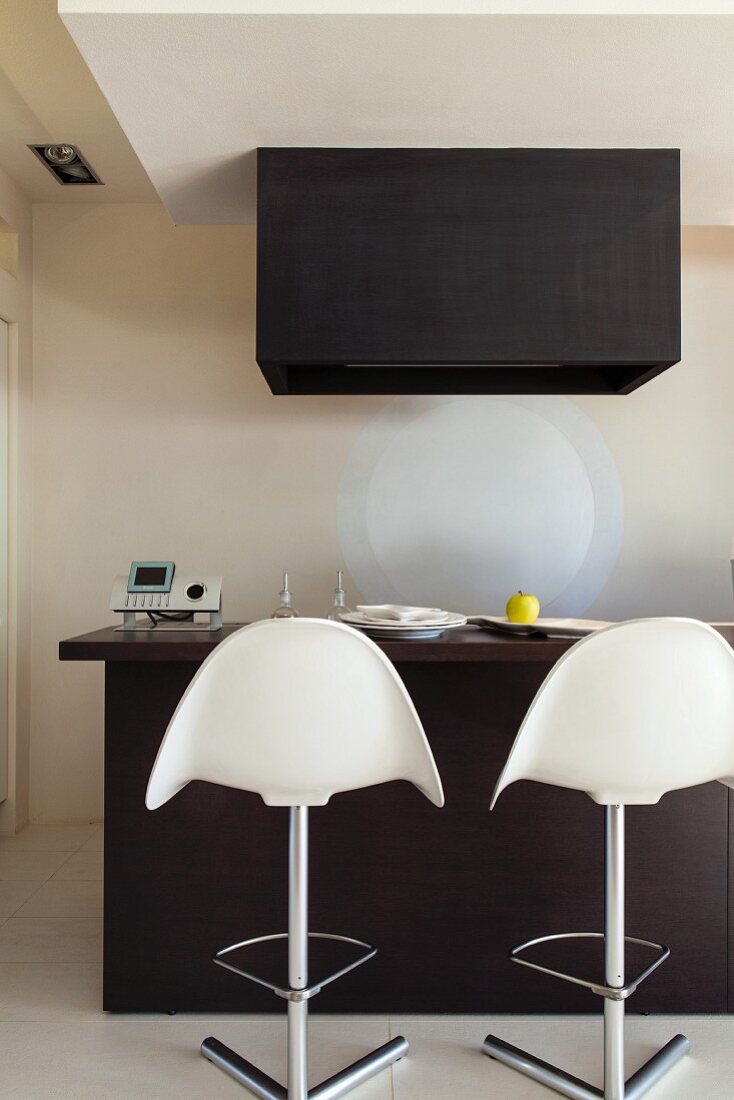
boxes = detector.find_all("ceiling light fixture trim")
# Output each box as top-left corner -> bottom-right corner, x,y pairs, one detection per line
27,144 -> 103,185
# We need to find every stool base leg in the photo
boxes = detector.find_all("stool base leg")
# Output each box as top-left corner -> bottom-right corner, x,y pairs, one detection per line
310,1036 -> 409,1100
623,1035 -> 690,1100
201,1037 -> 286,1099
482,1033 -> 689,1100
483,1035 -> 603,1100
201,1034 -> 408,1100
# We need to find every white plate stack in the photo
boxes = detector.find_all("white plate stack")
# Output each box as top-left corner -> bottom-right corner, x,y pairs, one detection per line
340,605 -> 467,640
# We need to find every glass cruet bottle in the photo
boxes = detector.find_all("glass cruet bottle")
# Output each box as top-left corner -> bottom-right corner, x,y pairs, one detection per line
271,571 -> 299,619
325,570 -> 353,621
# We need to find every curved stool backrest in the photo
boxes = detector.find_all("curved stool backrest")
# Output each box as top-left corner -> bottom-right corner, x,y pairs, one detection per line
146,617 -> 444,810
492,618 -> 734,807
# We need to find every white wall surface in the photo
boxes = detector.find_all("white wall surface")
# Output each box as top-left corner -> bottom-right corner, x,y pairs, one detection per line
59,11 -> 734,225
0,167 -> 32,834
30,203 -> 734,822
579,228 -> 734,621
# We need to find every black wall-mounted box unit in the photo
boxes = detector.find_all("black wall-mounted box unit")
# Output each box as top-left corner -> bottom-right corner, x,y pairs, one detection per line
256,148 -> 680,396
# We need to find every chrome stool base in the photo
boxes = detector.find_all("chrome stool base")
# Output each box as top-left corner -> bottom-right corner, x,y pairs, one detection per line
483,806 -> 690,1100
483,1033 -> 690,1100
202,1034 -> 409,1100
202,806 -> 404,1100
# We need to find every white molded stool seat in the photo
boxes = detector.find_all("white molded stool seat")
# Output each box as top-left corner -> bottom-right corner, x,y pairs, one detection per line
146,617 -> 444,1100
484,618 -> 734,1100
147,616 -> 443,810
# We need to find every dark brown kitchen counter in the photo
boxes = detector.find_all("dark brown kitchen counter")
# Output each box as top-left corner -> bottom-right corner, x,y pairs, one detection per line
59,620 -> 734,1015
60,622 -> 594,663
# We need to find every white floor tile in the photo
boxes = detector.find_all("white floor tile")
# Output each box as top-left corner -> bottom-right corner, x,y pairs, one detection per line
0,963 -> 102,1021
0,1022 -> 236,1100
79,828 -> 104,853
0,881 -> 43,917
0,1018 -> 393,1100
52,850 -> 103,881
0,850 -> 71,881
0,917 -> 102,963
0,825 -> 98,852
15,880 -> 103,918
389,1014 -> 734,1099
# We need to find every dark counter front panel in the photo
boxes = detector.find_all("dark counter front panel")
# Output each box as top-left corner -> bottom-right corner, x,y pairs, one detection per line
96,646 -> 729,1014
59,623 -> 577,663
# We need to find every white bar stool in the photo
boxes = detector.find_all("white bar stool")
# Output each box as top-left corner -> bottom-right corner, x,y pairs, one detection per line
146,617 -> 444,1100
483,617 -> 734,1100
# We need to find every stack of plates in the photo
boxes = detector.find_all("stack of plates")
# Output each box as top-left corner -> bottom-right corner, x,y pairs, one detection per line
341,604 -> 467,640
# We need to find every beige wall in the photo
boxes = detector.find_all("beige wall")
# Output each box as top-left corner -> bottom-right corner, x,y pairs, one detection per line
0,166 -> 32,834
30,202 -> 734,823
31,203 -> 384,822
579,227 -> 734,622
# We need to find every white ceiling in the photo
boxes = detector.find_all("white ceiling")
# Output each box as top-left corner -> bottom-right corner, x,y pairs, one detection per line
57,3 -> 734,12
59,6 -> 734,226
0,1 -> 156,205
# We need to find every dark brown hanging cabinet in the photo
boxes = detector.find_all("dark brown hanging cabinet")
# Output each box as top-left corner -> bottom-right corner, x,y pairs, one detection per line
256,148 -> 680,396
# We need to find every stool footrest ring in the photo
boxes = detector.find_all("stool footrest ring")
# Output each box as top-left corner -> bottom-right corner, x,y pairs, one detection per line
510,931 -> 670,1001
213,931 -> 377,1002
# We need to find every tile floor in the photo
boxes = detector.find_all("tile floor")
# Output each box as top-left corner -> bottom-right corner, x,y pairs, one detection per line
0,824 -> 731,1098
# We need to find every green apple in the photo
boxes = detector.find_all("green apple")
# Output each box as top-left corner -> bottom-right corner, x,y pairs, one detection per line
506,590 -> 540,625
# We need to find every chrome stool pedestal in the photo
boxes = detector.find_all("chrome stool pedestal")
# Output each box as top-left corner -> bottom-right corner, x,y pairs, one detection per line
484,806 -> 689,1100
146,619 -> 443,1098
202,807 -> 408,1100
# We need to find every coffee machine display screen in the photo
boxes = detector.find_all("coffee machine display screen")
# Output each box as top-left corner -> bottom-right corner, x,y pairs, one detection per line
127,561 -> 175,593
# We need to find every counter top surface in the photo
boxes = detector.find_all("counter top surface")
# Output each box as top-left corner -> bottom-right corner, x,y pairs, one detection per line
59,622 -> 734,664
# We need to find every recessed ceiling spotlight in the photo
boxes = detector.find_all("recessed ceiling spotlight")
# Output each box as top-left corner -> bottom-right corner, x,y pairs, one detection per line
27,144 -> 103,185
45,144 -> 77,166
